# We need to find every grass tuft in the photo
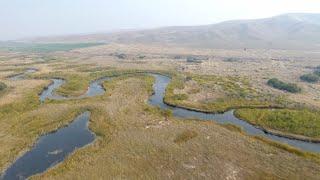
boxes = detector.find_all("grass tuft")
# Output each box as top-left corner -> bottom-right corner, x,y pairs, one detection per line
174,130 -> 198,144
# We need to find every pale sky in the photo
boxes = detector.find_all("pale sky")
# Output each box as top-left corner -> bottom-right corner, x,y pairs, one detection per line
0,0 -> 319,40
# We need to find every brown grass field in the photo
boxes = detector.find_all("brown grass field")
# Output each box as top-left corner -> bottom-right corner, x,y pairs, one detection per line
0,43 -> 320,179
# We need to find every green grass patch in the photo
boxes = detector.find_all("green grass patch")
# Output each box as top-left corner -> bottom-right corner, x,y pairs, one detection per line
253,136 -> 320,163
34,72 -> 92,97
235,108 -> 320,138
300,73 -> 319,83
0,42 -> 105,53
314,69 -> 320,76
164,73 -> 285,112
267,78 -> 301,93
0,86 -> 41,119
0,82 -> 7,91
221,123 -> 243,133
174,129 -> 198,144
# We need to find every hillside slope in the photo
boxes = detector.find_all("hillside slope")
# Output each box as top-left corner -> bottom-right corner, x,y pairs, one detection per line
28,13 -> 320,50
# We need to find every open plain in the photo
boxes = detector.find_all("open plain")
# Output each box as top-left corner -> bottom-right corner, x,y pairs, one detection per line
0,42 -> 320,179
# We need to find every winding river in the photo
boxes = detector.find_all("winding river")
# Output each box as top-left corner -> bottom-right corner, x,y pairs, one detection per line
2,112 -> 94,180
3,72 -> 320,179
39,77 -> 109,102
8,68 -> 38,81
149,74 -> 320,153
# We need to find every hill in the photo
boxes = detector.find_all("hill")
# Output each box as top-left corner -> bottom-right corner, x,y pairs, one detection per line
26,13 -> 320,50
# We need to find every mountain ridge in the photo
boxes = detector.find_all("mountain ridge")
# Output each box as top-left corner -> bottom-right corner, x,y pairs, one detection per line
25,13 -> 320,50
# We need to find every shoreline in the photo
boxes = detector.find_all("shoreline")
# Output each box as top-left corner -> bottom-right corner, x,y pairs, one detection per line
163,98 -> 320,144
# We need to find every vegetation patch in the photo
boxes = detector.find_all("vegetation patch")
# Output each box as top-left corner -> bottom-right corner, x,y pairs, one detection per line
267,78 -> 301,93
300,73 -> 319,83
170,94 -> 188,101
35,72 -> 92,97
300,66 -> 320,83
221,124 -> 243,133
253,136 -> 320,163
165,73 -> 286,112
314,69 -> 320,76
0,82 -> 7,91
174,129 -> 198,144
0,42 -> 105,53
223,57 -> 241,62
235,108 -> 320,138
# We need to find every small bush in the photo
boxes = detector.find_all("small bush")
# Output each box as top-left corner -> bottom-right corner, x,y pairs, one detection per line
161,109 -> 173,118
223,57 -> 239,62
111,53 -> 127,59
174,55 -> 183,59
314,69 -> 320,76
267,78 -> 301,93
300,74 -> 319,83
174,130 -> 198,144
186,56 -> 207,63
0,82 -> 7,91
171,94 -> 188,101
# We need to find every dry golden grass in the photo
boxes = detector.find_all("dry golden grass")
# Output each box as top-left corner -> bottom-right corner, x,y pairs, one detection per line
30,76 -> 320,179
53,43 -> 320,109
0,47 -> 320,179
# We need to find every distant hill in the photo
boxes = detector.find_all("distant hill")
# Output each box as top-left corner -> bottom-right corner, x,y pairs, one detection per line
26,13 -> 320,50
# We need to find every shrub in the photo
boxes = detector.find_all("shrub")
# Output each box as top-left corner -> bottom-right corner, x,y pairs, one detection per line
138,55 -> 146,59
186,76 -> 192,81
300,74 -> 319,83
171,94 -> 188,101
223,57 -> 239,62
186,56 -> 207,63
314,69 -> 320,76
267,78 -> 301,93
174,130 -> 198,144
111,53 -> 127,59
0,82 -> 7,91
174,55 -> 183,59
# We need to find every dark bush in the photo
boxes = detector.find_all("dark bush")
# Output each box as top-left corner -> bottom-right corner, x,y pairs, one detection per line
0,82 -> 7,91
138,55 -> 146,59
186,56 -> 201,63
186,76 -> 192,81
223,57 -> 239,62
267,78 -> 301,93
186,56 -> 207,63
300,74 -> 319,83
314,69 -> 320,76
174,56 -> 183,59
111,53 -> 127,59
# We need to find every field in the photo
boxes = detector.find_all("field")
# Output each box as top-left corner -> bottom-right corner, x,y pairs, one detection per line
0,43 -> 320,179
0,42 -> 105,53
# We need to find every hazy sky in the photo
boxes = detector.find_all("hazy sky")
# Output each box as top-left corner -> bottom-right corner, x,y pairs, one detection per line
0,0 -> 319,40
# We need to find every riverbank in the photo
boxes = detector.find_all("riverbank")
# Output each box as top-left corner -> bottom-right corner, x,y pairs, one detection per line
1,65 -> 320,179
162,72 -> 320,144
235,108 -> 320,142
164,98 -> 320,143
31,75 -> 320,179
2,111 -> 95,180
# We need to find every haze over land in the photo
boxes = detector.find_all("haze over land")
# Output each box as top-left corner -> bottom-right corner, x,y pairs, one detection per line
2,1 -> 320,179
1,0 -> 320,41
29,13 -> 320,50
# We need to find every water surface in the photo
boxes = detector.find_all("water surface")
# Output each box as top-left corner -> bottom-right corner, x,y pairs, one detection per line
39,77 -> 109,102
9,68 -> 37,81
2,112 -> 94,180
148,74 -> 320,153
